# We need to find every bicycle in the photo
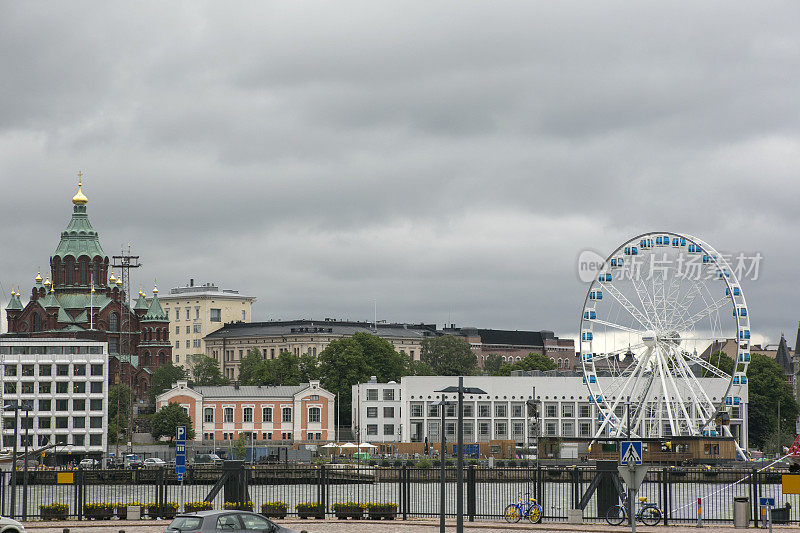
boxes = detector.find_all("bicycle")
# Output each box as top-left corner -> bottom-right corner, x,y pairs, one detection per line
504,492 -> 543,524
605,495 -> 662,526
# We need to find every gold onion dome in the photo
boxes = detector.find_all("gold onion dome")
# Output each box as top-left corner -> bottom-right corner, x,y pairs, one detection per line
153,281 -> 159,294
109,272 -> 117,284
116,278 -> 122,287
44,276 -> 51,286
35,270 -> 43,283
72,175 -> 88,205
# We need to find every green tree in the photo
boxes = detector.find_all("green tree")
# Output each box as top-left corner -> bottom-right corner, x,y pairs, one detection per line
238,348 -> 264,385
747,353 -> 798,451
152,402 -> 195,442
109,384 -> 132,443
233,433 -> 247,459
269,351 -> 303,385
403,354 -> 435,376
149,362 -> 187,404
191,354 -> 229,386
483,354 -> 504,375
420,335 -> 478,376
702,351 -> 735,376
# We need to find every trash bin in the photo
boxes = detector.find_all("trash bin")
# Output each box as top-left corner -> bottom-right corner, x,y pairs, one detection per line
771,503 -> 791,524
733,497 -> 750,528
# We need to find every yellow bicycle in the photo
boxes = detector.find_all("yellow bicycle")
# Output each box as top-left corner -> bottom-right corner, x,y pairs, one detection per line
504,492 -> 543,524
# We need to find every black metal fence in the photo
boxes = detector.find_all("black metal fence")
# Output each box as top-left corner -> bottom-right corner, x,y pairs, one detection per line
0,464 -> 796,525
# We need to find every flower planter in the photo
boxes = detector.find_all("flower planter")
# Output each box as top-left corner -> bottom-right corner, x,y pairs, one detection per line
261,506 -> 287,519
116,507 -> 127,520
368,510 -> 397,520
84,505 -> 115,520
41,509 -> 69,520
366,504 -> 398,520
297,506 -> 325,519
334,506 -> 364,520
148,506 -> 178,519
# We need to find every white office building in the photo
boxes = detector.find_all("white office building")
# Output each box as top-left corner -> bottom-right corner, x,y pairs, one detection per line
352,374 -> 747,450
0,338 -> 109,464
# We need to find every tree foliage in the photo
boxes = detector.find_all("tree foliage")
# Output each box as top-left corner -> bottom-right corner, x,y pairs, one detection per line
702,351 -> 735,376
191,354 -> 229,386
109,384 -> 132,443
492,352 -> 557,376
483,354 -> 504,375
149,362 -> 187,403
420,335 -> 478,376
747,353 -> 798,451
152,402 -> 195,442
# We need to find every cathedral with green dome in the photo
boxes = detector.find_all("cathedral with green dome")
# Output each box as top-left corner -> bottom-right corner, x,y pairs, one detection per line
4,178 -> 171,398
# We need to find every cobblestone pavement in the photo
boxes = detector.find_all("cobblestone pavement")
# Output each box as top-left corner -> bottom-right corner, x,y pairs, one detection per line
20,519 -> 800,533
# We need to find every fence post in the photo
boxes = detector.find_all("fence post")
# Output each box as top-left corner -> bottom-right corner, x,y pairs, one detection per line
467,464 -> 476,521
662,467 -> 668,526
320,464 -> 327,516
752,468 -> 759,528
76,469 -> 84,520
398,465 -> 405,520
402,465 -> 408,520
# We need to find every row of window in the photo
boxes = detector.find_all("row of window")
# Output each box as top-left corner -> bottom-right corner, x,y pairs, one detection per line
366,406 -> 395,418
1,398 -> 103,413
4,381 -> 103,394
176,339 -> 202,349
409,402 -> 533,419
2,433 -> 102,447
0,346 -> 104,355
365,389 -> 396,401
168,307 -> 225,322
425,420 -> 529,437
176,324 -> 203,335
203,406 -> 321,424
3,363 -> 104,377
3,415 -> 104,429
213,431 -> 301,441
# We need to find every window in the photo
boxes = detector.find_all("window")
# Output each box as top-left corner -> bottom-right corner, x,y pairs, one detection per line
579,421 -> 591,437
243,407 -> 253,423
366,407 -> 378,418
282,407 -> 292,422
5,382 -> 17,394
384,424 -> 395,436
495,404 -> 507,417
562,404 -> 574,418
462,403 -> 473,417
383,406 -> 395,418
73,399 -> 85,411
193,323 -> 201,333
91,364 -> 103,376
195,306 -> 200,319
21,382 -> 34,394
545,422 -> 557,436
73,382 -> 86,393
410,404 -> 423,417
39,364 -> 51,376
579,404 -> 591,418
90,399 -> 102,411
22,364 -> 34,376
73,417 -> 85,429
186,326 -> 190,334
210,309 -> 221,322
108,337 -> 118,354
165,309 -> 169,320
445,422 -> 456,436
478,404 -> 490,417
90,417 -> 102,428
55,435 -> 67,445
90,434 -> 102,446
56,399 -> 69,411
241,513 -> 271,530
175,341 -> 179,349
4,365 -> 16,376
39,400 -> 51,411
38,435 -> 50,446
73,435 -> 85,446
511,404 -> 523,418
308,407 -> 321,423
495,421 -> 507,436
204,408 -> 214,423
175,326 -> 179,334
383,389 -> 395,401
366,389 -> 378,401
186,340 -> 190,348
185,308 -> 190,320
175,307 -> 180,321
39,381 -> 51,394
57,364 -> 69,376
262,407 -> 272,422
512,422 -> 524,436
91,381 -> 103,393
56,382 -> 68,394
366,424 -> 378,436
446,404 -> 456,417
56,417 -> 68,429
545,403 -> 557,418
224,407 -> 234,423
478,422 -> 490,436
73,364 -> 86,376
562,421 -> 575,437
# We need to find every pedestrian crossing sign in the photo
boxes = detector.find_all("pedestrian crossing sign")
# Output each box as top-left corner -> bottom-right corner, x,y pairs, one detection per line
620,441 -> 643,465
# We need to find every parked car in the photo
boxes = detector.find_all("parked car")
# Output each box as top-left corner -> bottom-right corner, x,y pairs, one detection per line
124,454 -> 143,469
0,515 -> 25,533
193,453 -> 223,465
78,458 -> 100,468
165,511 -> 295,532
143,457 -> 167,467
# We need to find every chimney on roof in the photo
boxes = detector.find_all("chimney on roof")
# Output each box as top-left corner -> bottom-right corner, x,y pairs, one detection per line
190,278 -> 194,287
234,381 -> 240,390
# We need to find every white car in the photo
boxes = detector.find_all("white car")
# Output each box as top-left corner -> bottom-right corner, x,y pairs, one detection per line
79,458 -> 100,468
0,516 -> 25,533
143,457 -> 167,467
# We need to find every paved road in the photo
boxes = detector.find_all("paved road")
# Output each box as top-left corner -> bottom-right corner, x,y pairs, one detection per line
20,519 -> 800,533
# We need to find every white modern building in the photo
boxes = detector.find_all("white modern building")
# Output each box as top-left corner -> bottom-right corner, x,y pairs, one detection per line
0,338 -> 109,465
352,373 -> 748,450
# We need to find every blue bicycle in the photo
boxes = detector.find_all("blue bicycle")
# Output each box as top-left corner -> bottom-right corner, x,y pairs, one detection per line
504,492 -> 543,524
606,495 -> 662,526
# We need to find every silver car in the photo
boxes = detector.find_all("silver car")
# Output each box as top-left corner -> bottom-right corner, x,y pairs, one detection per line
165,510 -> 297,533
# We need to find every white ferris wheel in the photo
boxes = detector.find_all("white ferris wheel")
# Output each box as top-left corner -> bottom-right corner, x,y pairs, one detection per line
580,232 -> 750,448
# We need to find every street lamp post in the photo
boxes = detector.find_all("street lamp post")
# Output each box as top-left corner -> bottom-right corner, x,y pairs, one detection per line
432,397 -> 453,533
437,379 -> 487,533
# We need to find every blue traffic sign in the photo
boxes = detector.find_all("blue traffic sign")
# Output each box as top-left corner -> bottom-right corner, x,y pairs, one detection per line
620,441 -> 643,465
760,497 -> 775,507
176,425 -> 186,475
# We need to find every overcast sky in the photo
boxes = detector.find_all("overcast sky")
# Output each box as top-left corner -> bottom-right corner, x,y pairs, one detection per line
1,1 -> 798,347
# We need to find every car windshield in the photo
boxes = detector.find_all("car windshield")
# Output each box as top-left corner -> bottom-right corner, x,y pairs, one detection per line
168,516 -> 203,530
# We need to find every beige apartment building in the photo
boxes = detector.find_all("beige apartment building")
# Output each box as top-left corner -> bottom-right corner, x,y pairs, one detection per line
157,280 -> 256,368
204,319 -> 438,381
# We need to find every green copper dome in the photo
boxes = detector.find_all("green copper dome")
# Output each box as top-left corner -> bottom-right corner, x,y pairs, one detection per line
52,204 -> 106,259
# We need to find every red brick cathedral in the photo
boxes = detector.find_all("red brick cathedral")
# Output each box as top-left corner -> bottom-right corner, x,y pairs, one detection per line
4,178 -> 171,399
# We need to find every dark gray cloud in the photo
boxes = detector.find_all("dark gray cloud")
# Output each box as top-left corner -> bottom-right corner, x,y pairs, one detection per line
1,1 -> 799,346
